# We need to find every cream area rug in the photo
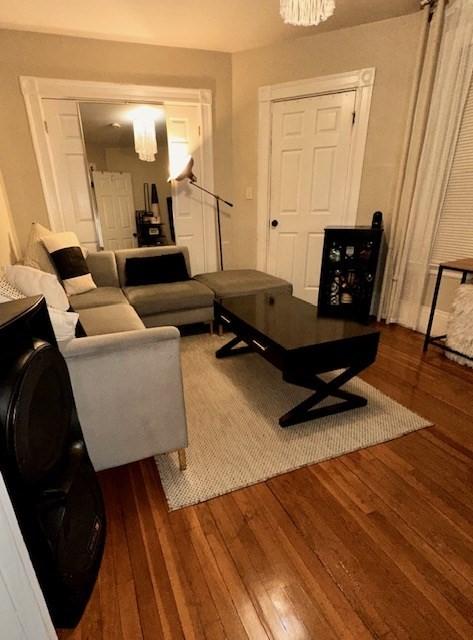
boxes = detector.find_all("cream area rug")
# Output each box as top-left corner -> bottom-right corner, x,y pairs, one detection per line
155,334 -> 431,511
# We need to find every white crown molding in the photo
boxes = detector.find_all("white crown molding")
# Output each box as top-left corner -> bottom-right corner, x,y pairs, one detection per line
20,76 -> 212,105
258,67 -> 375,104
256,67 -> 375,271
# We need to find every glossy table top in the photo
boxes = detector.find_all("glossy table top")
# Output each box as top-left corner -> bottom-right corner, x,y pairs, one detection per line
216,293 -> 379,351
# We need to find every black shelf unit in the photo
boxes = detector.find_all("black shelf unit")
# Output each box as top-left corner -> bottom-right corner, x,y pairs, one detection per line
317,226 -> 386,322
135,210 -> 168,247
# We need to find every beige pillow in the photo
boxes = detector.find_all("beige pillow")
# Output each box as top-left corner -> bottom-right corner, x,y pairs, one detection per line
23,222 -> 57,275
42,231 -> 97,296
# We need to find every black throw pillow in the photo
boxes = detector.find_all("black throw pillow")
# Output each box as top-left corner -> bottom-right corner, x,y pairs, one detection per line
125,253 -> 190,286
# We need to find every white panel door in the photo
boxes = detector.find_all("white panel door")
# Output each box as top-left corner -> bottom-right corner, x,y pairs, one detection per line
93,171 -> 137,250
268,91 -> 356,304
42,99 -> 98,251
166,104 -> 207,275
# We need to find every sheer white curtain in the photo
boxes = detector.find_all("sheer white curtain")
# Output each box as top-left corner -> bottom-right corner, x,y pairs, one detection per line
383,0 -> 473,328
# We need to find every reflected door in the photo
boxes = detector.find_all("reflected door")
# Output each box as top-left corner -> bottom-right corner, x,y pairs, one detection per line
42,99 -> 98,251
92,171 -> 136,250
268,91 -> 356,304
166,104 -> 209,275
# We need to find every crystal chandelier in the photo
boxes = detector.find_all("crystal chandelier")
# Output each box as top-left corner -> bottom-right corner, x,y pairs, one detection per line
132,108 -> 157,162
280,0 -> 335,27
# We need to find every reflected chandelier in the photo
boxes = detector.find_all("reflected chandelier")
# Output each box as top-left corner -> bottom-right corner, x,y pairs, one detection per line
280,0 -> 335,26
132,109 -> 157,162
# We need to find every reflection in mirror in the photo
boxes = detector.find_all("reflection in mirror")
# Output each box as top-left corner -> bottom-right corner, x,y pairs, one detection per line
79,102 -> 174,251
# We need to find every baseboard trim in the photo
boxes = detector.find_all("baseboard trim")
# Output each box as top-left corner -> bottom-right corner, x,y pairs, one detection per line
418,306 -> 450,336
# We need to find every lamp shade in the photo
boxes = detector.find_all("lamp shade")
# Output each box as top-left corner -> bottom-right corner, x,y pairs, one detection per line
169,156 -> 196,182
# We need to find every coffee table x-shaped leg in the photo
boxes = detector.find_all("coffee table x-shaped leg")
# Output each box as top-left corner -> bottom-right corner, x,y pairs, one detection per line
279,364 -> 368,427
216,336 -> 369,427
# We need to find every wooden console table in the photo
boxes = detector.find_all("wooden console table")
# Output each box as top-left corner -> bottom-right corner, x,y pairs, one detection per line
423,258 -> 473,361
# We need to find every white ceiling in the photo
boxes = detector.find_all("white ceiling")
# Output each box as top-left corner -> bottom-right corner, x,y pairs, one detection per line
80,102 -> 167,148
0,0 -> 420,53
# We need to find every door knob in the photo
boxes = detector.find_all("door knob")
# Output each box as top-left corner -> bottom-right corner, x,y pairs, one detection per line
271,219 -> 279,228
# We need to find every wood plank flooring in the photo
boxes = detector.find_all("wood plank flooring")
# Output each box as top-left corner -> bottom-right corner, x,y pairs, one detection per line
58,325 -> 473,639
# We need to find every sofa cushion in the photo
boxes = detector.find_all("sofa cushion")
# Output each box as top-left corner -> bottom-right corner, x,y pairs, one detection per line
23,222 -> 58,275
70,287 -> 127,310
194,269 -> 292,299
124,280 -> 214,317
77,304 -> 145,336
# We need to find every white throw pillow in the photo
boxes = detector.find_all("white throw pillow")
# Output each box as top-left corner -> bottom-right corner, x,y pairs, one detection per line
42,231 -> 97,296
0,275 -> 25,300
47,307 -> 79,342
5,264 -> 69,311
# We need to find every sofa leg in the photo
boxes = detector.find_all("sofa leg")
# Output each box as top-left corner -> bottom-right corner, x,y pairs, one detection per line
209,321 -> 214,336
218,323 -> 223,337
178,448 -> 187,471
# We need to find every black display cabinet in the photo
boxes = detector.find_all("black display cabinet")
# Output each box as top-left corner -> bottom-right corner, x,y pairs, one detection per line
317,226 -> 386,322
135,210 -> 169,247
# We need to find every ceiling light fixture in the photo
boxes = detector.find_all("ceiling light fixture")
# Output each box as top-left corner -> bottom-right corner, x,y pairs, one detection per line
132,107 -> 158,162
280,0 -> 335,26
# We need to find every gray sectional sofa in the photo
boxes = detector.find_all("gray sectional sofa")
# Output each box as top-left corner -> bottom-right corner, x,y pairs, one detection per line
58,244 -> 291,473
71,245 -> 292,336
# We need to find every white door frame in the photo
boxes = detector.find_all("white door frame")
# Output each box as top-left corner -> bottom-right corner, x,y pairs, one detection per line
0,473 -> 57,639
257,67 -> 375,271
20,76 -> 218,271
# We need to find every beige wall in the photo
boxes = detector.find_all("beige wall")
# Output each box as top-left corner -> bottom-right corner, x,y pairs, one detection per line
0,171 -> 20,267
0,29 -> 232,252
85,144 -> 107,172
231,12 -> 424,268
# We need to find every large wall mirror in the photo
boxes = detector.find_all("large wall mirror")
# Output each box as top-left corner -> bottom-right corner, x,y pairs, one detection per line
79,102 -> 174,250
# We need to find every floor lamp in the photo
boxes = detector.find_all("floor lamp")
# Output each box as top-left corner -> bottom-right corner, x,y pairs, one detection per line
170,156 -> 233,271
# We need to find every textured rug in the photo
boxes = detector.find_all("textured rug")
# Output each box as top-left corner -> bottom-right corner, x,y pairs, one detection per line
155,334 -> 431,511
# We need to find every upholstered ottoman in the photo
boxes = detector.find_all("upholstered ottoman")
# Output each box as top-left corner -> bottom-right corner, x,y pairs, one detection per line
194,269 -> 292,300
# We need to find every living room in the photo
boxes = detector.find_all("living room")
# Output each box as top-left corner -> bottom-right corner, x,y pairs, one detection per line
1,1 -> 473,638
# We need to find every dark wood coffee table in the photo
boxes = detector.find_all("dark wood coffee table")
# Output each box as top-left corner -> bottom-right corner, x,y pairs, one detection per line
214,293 -> 380,427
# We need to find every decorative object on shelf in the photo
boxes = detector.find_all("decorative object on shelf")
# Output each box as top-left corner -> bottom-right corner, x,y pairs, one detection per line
150,183 -> 161,223
371,210 -> 383,229
318,221 -> 387,322
280,0 -> 335,26
144,182 -> 150,212
132,108 -> 157,162
169,156 -> 233,271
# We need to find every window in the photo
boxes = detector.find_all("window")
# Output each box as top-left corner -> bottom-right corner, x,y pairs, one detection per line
431,75 -> 473,264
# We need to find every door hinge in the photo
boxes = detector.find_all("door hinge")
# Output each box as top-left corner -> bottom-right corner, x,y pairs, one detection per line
44,120 -> 49,134
352,111 -> 356,126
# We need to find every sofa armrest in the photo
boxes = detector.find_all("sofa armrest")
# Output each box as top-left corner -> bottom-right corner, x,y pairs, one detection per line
60,327 -> 188,471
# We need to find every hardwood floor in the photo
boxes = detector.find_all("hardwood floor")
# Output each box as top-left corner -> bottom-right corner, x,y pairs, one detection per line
58,324 -> 473,640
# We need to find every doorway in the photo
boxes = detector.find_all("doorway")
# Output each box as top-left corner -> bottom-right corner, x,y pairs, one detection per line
258,68 -> 375,304
21,77 -> 218,275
